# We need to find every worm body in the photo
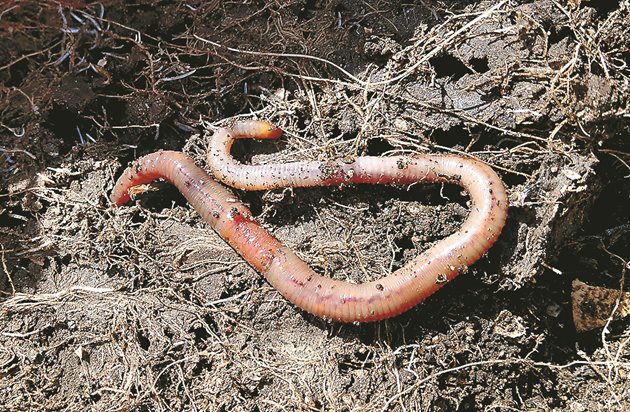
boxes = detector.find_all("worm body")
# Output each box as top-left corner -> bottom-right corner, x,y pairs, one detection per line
112,120 -> 508,322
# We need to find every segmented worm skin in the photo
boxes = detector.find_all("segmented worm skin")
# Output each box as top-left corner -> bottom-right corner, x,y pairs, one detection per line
111,120 -> 508,323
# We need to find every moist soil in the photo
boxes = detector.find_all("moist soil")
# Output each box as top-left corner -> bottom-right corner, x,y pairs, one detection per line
1,1 -> 629,411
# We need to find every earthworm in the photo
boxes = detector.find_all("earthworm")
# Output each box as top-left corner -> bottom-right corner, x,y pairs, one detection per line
112,120 -> 508,322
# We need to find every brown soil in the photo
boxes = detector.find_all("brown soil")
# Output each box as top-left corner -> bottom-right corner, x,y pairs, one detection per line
1,1 -> 628,410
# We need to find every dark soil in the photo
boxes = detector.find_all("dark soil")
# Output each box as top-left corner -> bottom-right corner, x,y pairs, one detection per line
1,1 -> 628,410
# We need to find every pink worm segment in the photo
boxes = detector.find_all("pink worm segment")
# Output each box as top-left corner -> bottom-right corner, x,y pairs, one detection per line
111,120 -> 508,323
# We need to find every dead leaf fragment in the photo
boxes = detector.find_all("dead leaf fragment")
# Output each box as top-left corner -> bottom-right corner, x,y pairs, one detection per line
572,279 -> 630,332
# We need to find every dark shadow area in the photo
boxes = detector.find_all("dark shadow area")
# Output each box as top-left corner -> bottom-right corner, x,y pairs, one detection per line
430,54 -> 473,81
